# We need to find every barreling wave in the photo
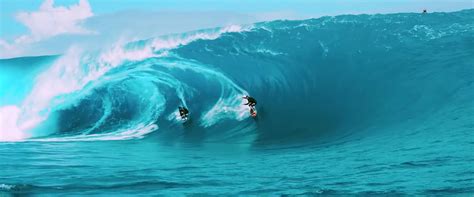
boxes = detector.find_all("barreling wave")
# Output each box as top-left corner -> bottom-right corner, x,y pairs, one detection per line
0,25 -> 252,142
0,10 -> 473,147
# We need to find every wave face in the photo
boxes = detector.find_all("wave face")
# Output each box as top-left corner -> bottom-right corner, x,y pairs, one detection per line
1,10 -> 474,195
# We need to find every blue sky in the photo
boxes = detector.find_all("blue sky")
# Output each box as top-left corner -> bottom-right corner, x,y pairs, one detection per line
0,0 -> 472,58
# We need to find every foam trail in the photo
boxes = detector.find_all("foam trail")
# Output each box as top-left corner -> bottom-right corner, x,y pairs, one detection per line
31,124 -> 158,142
146,58 -> 249,126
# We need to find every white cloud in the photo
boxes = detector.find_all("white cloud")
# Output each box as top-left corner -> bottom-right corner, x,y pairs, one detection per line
0,0 -> 94,58
14,0 -> 94,44
0,39 -> 22,58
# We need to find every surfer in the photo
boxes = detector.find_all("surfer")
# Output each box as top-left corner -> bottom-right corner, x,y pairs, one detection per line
243,95 -> 257,107
423,9 -> 427,14
243,95 -> 257,117
178,106 -> 189,120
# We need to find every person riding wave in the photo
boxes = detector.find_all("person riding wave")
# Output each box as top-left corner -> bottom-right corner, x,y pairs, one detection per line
243,95 -> 257,107
178,106 -> 189,120
243,95 -> 257,117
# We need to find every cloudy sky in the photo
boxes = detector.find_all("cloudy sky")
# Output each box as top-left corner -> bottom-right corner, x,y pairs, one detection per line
0,0 -> 472,58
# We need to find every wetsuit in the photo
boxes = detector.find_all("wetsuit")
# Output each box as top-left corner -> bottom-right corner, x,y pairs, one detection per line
245,97 -> 257,107
179,107 -> 189,118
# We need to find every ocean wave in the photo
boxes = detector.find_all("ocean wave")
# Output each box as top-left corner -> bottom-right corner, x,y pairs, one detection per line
0,10 -> 473,146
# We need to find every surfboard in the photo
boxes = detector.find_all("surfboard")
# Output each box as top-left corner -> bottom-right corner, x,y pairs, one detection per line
250,107 -> 257,117
251,112 -> 257,117
181,116 -> 189,123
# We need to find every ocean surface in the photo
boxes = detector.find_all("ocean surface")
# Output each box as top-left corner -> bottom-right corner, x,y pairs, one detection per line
1,10 -> 473,196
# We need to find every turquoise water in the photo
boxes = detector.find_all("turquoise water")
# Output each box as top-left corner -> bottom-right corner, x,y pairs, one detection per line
1,10 -> 473,195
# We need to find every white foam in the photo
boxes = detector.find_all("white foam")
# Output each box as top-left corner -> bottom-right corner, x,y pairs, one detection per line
98,24 -> 251,68
200,94 -> 250,127
32,124 -> 158,142
255,48 -> 284,56
99,41 -> 156,67
0,106 -> 29,141
0,183 -> 14,190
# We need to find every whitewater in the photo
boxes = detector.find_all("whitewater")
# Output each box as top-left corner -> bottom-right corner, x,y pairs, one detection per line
1,10 -> 473,195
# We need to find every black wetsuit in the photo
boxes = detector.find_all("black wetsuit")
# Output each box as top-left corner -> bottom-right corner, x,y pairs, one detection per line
245,97 -> 257,107
179,107 -> 189,118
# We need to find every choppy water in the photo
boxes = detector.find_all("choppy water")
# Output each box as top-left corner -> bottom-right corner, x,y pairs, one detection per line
1,10 -> 473,195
